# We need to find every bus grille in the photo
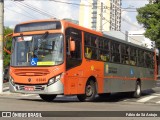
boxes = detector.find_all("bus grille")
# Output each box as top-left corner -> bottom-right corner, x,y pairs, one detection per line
14,69 -> 50,76
16,85 -> 45,91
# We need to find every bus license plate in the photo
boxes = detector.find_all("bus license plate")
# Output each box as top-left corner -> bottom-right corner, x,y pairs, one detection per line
24,86 -> 34,91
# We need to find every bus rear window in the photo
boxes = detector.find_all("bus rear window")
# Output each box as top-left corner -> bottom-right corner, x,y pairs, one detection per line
14,21 -> 61,33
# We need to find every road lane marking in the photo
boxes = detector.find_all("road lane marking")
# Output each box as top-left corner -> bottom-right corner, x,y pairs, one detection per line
21,94 -> 35,97
153,93 -> 160,96
137,96 -> 158,102
156,101 -> 160,104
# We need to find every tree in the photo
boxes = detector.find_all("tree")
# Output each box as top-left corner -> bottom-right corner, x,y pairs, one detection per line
4,27 -> 13,68
136,2 -> 160,47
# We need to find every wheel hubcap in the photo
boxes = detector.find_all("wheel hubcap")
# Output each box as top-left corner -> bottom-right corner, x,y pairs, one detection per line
86,85 -> 93,97
137,85 -> 140,95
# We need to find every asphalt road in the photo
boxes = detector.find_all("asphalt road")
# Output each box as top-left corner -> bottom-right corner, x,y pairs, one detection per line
0,81 -> 160,120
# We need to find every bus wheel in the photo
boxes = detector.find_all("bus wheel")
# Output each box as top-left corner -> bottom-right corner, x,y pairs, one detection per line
132,81 -> 141,98
77,80 -> 96,102
39,94 -> 57,102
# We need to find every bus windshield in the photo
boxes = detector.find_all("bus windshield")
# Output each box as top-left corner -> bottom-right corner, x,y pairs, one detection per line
11,33 -> 64,67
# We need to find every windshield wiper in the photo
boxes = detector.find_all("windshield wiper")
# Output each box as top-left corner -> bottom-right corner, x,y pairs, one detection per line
37,31 -> 49,57
20,33 -> 24,41
40,31 -> 49,39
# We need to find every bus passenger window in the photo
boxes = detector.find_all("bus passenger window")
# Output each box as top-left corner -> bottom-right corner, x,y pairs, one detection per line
99,50 -> 109,62
85,47 -> 92,59
138,50 -> 144,67
125,47 -> 130,64
145,52 -> 154,68
130,47 -> 137,66
121,44 -> 130,64
91,36 -> 98,47
84,34 -> 90,46
110,42 -> 120,63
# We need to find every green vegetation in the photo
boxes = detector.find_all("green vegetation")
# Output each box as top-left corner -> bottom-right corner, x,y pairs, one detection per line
4,27 -> 13,68
136,1 -> 160,47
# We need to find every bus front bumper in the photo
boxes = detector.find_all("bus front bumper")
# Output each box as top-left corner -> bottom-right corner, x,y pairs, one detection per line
9,80 -> 64,95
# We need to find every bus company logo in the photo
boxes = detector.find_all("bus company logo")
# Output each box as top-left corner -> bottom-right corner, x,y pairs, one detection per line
105,64 -> 109,74
28,78 -> 32,82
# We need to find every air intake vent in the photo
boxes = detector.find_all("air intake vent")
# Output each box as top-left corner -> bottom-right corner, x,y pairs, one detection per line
14,69 -> 50,76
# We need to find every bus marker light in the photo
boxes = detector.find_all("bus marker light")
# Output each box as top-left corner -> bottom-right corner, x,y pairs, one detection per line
91,65 -> 94,71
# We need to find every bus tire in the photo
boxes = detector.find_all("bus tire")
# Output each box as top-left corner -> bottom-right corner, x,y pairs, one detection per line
39,94 -> 57,102
132,81 -> 141,98
77,80 -> 96,102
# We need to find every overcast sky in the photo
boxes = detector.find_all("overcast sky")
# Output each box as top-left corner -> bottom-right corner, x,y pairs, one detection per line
4,0 -> 149,31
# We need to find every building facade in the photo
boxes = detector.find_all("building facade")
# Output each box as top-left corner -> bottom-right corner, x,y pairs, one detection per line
128,31 -> 154,49
79,0 -> 121,31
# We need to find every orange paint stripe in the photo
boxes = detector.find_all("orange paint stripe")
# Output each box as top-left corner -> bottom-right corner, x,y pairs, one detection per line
104,76 -> 154,81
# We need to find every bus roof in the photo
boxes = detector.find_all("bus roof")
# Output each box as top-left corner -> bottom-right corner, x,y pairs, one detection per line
16,19 -> 59,25
15,19 -> 154,52
102,33 -> 154,52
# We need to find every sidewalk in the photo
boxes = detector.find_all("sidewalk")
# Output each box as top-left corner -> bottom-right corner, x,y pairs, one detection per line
0,82 -> 10,95
3,81 -> 9,88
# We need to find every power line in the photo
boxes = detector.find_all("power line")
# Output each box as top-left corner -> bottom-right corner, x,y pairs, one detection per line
96,0 -> 141,29
9,0 -> 143,42
99,11 -> 142,43
49,0 -> 92,7
12,2 -> 39,19
4,7 -> 35,19
79,0 -> 141,29
23,2 -> 58,18
122,10 -> 137,12
17,2 -> 52,18
14,0 -> 141,29
15,1 -> 57,18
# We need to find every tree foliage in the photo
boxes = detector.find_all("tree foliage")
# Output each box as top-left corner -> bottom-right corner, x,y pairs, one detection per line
4,27 -> 13,68
136,2 -> 160,47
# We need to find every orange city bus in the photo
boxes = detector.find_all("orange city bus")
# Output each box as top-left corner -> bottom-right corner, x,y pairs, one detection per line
4,19 -> 157,102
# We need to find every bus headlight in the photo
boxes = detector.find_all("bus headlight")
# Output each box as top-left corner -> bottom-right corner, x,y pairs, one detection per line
48,74 -> 61,86
55,75 -> 61,82
9,76 -> 15,86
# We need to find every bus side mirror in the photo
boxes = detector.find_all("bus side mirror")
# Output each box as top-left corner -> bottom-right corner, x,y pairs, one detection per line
4,33 -> 13,54
70,37 -> 75,52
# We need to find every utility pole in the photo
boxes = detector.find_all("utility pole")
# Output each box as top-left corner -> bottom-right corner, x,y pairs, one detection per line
0,0 -> 3,93
100,2 -> 103,32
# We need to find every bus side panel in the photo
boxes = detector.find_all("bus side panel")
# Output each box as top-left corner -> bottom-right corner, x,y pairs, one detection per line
141,80 -> 156,90
139,67 -> 156,90
82,60 -> 104,94
64,60 -> 104,95
103,63 -> 155,93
